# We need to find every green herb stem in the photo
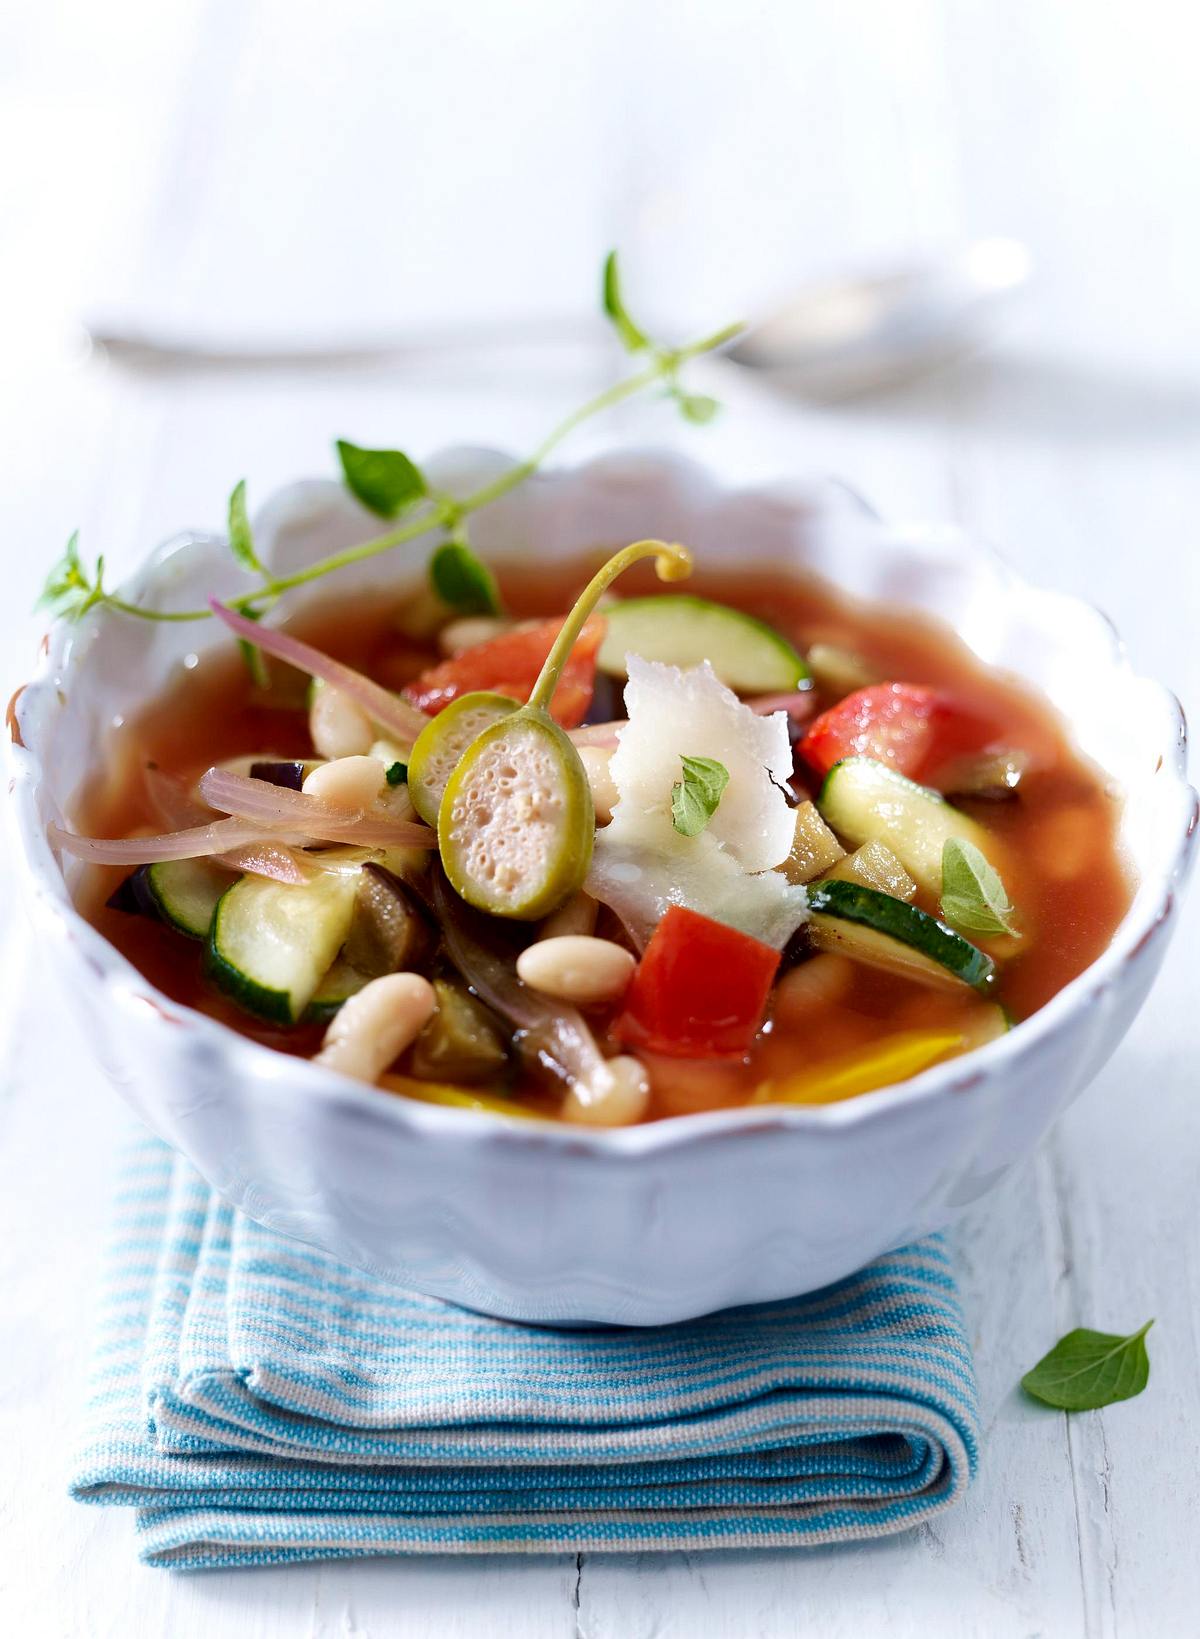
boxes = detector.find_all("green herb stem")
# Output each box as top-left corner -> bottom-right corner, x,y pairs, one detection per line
43,275 -> 744,629
101,596 -> 223,623
525,538 -> 692,714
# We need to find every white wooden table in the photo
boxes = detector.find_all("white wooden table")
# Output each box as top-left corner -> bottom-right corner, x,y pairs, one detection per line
2,2 -> 1197,1633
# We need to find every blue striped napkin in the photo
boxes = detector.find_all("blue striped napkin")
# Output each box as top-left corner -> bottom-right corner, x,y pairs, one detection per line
70,1133 -> 979,1570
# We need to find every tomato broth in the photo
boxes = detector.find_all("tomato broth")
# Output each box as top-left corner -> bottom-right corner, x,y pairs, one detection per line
79,556 -> 1134,1121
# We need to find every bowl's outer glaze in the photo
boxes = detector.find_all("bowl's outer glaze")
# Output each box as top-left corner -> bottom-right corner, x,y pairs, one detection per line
9,451 -> 1197,1324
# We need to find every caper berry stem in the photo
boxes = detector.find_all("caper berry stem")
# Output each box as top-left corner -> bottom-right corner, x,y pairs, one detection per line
525,539 -> 692,715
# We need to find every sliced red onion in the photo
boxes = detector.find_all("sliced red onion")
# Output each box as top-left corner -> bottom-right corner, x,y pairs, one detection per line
212,842 -> 312,884
199,767 -> 437,848
431,871 -> 609,1096
50,816 -> 308,865
302,846 -> 380,875
138,768 -> 315,881
143,765 -> 210,829
209,600 -> 430,747
748,690 -> 817,721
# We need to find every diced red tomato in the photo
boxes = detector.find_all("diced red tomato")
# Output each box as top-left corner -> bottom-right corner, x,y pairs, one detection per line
799,682 -> 997,783
614,906 -> 781,1059
403,615 -> 605,728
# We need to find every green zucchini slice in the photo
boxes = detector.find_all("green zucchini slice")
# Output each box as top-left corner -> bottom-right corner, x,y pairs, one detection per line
597,595 -> 807,692
305,865 -> 431,1021
806,879 -> 995,992
142,859 -> 236,940
818,756 -> 997,895
207,871 -> 360,1024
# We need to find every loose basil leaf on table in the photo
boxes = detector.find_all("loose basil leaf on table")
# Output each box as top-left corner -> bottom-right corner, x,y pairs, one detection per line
1021,1321 -> 1154,1411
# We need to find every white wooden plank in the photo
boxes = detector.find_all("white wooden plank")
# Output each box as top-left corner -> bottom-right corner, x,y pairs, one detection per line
953,438 -> 1200,1639
578,1163 -> 1090,1639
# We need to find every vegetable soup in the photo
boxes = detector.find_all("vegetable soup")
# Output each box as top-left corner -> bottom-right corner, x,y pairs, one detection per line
71,549 -> 1133,1125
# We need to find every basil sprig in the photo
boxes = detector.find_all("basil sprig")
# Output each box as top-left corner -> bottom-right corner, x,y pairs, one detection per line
40,254 -> 744,629
603,250 -> 725,424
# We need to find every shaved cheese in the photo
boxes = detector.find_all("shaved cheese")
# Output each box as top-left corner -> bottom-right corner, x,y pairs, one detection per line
610,657 -> 796,872
586,657 -> 807,949
587,829 -> 806,950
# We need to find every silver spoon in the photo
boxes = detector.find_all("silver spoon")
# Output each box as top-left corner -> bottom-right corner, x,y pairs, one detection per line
725,238 -> 1032,397
85,238 -> 1030,398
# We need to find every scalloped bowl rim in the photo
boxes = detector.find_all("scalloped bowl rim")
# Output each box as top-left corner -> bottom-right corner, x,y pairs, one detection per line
8,449 -> 1197,1161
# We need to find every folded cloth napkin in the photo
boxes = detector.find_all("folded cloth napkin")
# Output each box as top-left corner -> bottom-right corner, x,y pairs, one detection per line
70,1132 -> 979,1570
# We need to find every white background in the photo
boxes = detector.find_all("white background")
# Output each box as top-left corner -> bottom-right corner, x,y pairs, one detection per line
1,1 -> 1198,1634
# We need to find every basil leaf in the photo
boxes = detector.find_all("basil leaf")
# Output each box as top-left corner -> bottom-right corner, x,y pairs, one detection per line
429,539 -> 503,617
675,391 -> 720,425
37,531 -> 107,620
1022,1321 -> 1153,1411
671,754 -> 730,837
385,761 -> 408,786
940,836 -> 1020,937
602,250 -> 651,354
227,479 -> 263,575
337,440 -> 427,520
37,530 -> 89,614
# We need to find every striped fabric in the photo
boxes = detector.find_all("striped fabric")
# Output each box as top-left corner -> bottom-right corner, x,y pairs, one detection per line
70,1132 -> 979,1570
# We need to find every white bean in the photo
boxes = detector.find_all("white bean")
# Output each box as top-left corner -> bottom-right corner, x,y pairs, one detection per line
314,973 -> 436,1085
578,745 -> 619,824
309,682 -> 373,759
306,681 -> 372,757
539,892 -> 598,940
516,935 -> 635,1006
563,1055 -> 649,1126
437,616 -> 512,657
302,755 -> 386,810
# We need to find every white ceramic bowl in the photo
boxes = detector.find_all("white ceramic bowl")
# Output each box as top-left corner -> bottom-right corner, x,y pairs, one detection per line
9,450 -> 1197,1325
